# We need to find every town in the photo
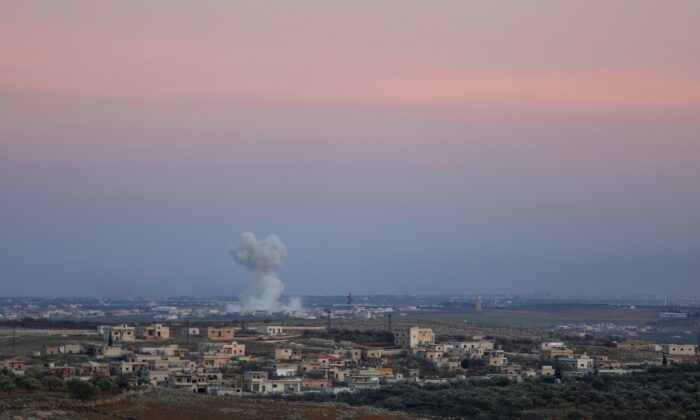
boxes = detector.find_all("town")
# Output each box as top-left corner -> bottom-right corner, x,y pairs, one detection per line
2,318 -> 698,399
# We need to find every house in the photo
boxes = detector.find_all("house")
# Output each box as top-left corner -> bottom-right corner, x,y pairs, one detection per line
207,327 -> 235,341
220,341 -> 246,356
46,344 -> 84,355
244,371 -> 301,393
347,373 -> 381,390
540,366 -> 555,376
138,324 -> 170,340
209,386 -> 242,396
577,353 -> 594,370
541,343 -> 574,360
139,344 -> 180,356
103,324 -> 135,342
1,357 -> 27,375
169,371 -> 223,393
394,326 -> 435,349
301,378 -> 332,389
202,353 -> 232,368
48,363 -> 77,377
146,370 -> 170,386
80,361 -> 109,375
363,348 -> 384,359
274,347 -> 302,361
487,350 -> 508,367
274,364 -> 299,377
303,354 -> 339,366
662,344 -> 697,356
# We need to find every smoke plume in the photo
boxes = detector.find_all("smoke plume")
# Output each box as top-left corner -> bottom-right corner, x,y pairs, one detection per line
229,232 -> 301,312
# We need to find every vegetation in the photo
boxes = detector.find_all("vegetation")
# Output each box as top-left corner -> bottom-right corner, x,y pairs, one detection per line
0,368 -> 129,401
290,365 -> 700,418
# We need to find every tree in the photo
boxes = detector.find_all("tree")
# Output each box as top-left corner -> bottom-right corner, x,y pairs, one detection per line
0,376 -> 16,394
461,359 -> 470,369
90,374 -> 117,394
41,375 -> 65,391
67,378 -> 98,400
14,376 -> 40,391
662,355 -> 668,366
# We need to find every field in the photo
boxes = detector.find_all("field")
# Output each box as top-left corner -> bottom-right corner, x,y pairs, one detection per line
404,304 -> 661,328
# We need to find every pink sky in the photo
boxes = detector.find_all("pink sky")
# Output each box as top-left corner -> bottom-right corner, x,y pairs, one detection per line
2,0 -> 700,111
2,1 -> 700,296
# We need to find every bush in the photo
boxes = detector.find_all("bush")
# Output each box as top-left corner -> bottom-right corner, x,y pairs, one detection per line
0,375 -> 16,394
14,376 -> 40,391
90,374 -> 117,394
67,379 -> 98,400
41,375 -> 65,391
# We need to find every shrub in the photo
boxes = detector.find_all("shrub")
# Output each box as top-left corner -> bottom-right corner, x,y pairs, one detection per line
67,379 -> 98,400
41,375 -> 65,391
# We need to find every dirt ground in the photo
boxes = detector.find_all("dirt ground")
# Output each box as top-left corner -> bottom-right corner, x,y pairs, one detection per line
0,389 -> 419,420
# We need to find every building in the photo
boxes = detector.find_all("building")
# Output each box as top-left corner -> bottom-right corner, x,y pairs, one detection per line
207,327 -> 235,341
540,366 -> 555,376
394,326 -> 435,349
102,324 -> 135,342
486,350 -> 508,367
301,378 -> 332,390
662,344 -> 698,356
219,341 -> 246,356
576,353 -> 594,370
274,364 -> 299,377
138,324 -> 170,340
541,342 -> 574,360
274,347 -> 302,361
257,325 -> 284,335
347,373 -> 381,390
243,371 -> 301,394
475,296 -> 482,312
1,357 -> 27,375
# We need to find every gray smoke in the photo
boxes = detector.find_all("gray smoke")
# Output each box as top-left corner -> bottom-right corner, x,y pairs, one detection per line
230,232 -> 300,311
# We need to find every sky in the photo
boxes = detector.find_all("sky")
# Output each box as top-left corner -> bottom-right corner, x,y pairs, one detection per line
1,1 -> 699,297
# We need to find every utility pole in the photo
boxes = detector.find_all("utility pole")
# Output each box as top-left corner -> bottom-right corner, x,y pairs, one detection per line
185,320 -> 190,352
325,309 -> 332,331
12,324 -> 17,355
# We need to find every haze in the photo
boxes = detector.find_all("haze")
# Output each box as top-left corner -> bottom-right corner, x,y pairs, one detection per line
1,1 -> 699,297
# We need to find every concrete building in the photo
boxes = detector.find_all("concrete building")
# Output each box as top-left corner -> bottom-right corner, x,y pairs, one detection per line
243,371 -> 301,393
207,327 -> 235,341
274,347 -> 302,361
475,296 -> 482,312
394,326 -> 435,349
102,324 -> 135,342
274,364 -> 299,377
138,324 -> 170,340
577,353 -> 594,370
662,344 -> 698,356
